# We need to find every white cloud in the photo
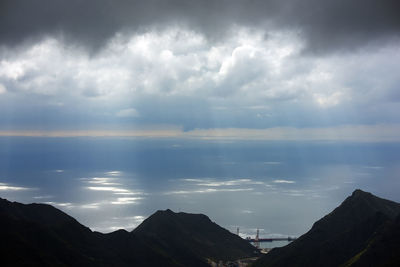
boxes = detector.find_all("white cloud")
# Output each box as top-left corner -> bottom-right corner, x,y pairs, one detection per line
0,29 -> 318,101
0,60 -> 28,80
0,27 -> 399,131
313,91 -> 347,108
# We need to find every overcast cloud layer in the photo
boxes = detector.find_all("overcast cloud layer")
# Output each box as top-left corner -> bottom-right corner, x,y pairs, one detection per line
2,0 -> 400,53
0,0 -> 399,139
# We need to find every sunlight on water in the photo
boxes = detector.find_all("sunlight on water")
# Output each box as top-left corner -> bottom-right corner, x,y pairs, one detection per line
1,137 -> 399,236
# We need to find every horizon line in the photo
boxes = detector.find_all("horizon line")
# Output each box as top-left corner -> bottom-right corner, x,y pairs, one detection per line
0,124 -> 400,142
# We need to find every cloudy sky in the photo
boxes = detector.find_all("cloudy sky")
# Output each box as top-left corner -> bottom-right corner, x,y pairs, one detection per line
0,0 -> 399,140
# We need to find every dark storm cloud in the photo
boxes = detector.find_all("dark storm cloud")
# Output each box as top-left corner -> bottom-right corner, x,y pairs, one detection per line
1,0 -> 399,53
288,0 -> 400,53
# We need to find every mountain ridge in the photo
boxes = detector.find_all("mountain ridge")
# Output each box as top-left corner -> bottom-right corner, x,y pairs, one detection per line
0,198 -> 257,266
133,208 -> 257,265
2,189 -> 399,266
253,189 -> 400,267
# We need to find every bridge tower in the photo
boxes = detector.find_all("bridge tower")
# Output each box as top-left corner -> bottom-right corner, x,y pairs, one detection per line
255,228 -> 260,249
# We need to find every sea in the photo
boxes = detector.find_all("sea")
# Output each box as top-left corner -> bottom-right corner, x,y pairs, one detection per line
1,137 -> 399,245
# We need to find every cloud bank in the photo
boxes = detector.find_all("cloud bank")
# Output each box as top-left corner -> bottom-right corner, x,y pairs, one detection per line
1,0 -> 399,53
0,0 -> 399,138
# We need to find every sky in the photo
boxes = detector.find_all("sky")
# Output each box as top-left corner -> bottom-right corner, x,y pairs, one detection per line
0,0 -> 399,137
0,0 -> 400,237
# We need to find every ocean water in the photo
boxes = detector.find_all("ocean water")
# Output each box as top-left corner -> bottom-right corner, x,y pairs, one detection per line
257,240 -> 292,249
1,137 -> 399,238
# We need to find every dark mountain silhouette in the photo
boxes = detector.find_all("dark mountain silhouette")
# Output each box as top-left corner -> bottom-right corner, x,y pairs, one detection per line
342,214 -> 400,267
133,209 -> 257,266
0,197 -> 174,266
253,189 -> 400,267
0,198 -> 257,266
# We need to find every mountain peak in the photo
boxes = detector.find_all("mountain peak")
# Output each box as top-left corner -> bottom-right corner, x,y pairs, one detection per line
133,208 -> 257,265
339,189 -> 400,222
153,208 -> 175,215
161,208 -> 175,214
352,188 -> 368,196
0,198 -> 256,266
254,190 -> 400,267
350,189 -> 374,199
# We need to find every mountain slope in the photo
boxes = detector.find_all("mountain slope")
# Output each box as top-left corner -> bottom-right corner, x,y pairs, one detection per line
343,214 -> 400,267
133,209 -> 258,266
253,189 -> 400,267
0,198 -> 255,266
0,198 -> 134,266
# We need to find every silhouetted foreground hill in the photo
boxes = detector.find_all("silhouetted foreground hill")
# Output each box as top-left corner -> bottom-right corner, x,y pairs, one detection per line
253,189 -> 400,267
0,199 -> 257,266
133,209 -> 256,265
